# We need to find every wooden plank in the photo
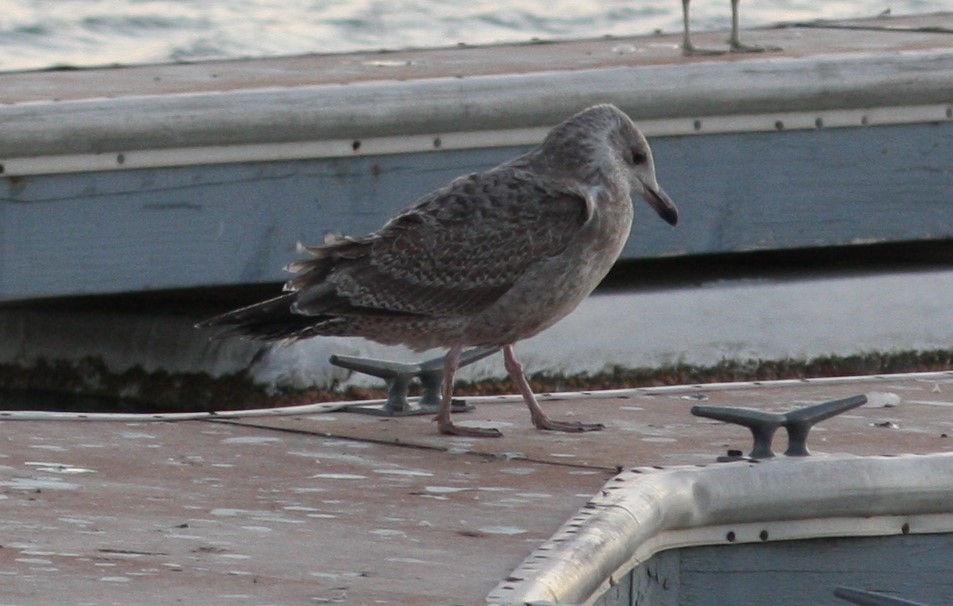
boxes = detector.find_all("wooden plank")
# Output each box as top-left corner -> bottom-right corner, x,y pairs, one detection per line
652,123 -> 953,254
674,535 -> 953,606
3,121 -> 952,299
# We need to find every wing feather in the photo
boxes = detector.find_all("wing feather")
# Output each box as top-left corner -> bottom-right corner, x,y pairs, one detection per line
290,167 -> 589,318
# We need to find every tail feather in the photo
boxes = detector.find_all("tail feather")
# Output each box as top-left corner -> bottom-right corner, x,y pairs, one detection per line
284,235 -> 371,292
196,293 -> 320,342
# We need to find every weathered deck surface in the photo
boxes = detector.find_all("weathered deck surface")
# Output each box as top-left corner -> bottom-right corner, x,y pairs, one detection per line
2,13 -> 952,105
1,372 -> 950,605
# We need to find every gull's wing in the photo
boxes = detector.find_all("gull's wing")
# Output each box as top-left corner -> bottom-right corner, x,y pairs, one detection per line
287,167 -> 591,319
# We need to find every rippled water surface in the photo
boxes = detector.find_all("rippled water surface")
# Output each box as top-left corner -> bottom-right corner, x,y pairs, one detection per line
0,0 -> 948,72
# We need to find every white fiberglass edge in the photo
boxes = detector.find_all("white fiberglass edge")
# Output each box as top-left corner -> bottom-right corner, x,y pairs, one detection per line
2,103 -> 950,177
486,452 -> 953,605
4,48 -> 953,176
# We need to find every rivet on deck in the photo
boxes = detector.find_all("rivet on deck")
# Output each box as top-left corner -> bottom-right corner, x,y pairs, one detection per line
331,346 -> 498,416
691,394 -> 868,459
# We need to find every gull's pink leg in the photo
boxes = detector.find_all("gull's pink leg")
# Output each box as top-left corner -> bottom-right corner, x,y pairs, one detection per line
434,344 -> 502,438
502,344 -> 604,433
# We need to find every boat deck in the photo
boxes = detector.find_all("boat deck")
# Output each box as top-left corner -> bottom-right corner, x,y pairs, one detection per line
2,372 -> 950,605
2,13 -> 953,105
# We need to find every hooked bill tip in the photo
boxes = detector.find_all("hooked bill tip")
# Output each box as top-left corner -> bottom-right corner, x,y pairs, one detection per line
642,183 -> 679,227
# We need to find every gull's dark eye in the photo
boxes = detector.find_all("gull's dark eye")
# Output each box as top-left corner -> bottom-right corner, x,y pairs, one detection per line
626,147 -> 648,165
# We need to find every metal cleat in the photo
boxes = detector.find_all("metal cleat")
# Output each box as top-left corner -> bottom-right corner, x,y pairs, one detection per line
332,346 -> 498,416
692,394 -> 868,459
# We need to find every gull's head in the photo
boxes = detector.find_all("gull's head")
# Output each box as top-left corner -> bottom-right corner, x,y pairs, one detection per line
547,104 -> 679,227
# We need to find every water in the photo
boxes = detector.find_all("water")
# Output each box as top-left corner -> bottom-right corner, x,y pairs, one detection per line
0,0 -> 948,72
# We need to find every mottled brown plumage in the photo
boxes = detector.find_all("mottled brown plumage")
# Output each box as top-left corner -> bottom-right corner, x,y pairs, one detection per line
199,103 -> 679,436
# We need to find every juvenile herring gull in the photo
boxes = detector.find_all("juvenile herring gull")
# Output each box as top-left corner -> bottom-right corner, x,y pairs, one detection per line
198,104 -> 679,437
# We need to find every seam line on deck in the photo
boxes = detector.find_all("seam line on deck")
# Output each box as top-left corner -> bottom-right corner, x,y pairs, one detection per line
789,22 -> 953,34
203,418 -> 621,473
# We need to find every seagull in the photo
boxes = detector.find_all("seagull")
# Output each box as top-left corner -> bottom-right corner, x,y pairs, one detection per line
197,104 -> 679,437
681,0 -> 781,55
